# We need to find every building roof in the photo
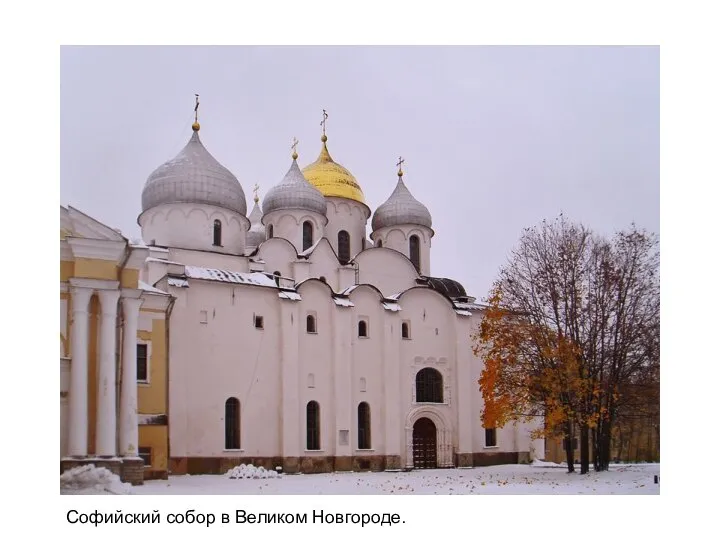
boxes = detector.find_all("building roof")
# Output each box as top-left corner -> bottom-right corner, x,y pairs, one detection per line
263,156 -> 327,218
141,127 -> 247,216
372,173 -> 432,231
301,135 -> 367,207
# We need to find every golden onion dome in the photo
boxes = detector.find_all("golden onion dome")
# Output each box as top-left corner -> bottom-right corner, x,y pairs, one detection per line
301,135 -> 366,206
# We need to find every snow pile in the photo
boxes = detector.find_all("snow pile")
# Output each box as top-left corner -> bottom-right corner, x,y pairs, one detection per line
531,459 -> 567,468
225,464 -> 280,479
60,464 -> 133,495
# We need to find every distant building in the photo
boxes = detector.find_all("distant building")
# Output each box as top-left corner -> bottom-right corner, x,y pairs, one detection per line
60,111 -> 543,482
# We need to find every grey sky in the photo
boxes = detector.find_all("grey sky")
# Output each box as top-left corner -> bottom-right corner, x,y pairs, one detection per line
60,45 -> 659,300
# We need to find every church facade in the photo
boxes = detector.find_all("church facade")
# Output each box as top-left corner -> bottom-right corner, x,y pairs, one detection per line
60,110 -> 543,483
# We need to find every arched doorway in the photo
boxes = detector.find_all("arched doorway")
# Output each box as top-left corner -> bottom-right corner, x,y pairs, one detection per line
412,417 -> 437,469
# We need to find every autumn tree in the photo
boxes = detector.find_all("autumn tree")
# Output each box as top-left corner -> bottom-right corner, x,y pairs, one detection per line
474,215 -> 659,474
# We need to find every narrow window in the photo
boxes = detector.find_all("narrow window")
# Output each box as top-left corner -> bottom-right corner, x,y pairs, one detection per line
358,320 -> 368,338
376,239 -> 383,248
138,447 -> 152,467
306,314 -> 316,333
416,367 -> 443,403
303,221 -> 313,251
137,344 -> 148,382
319,276 -> 327,283
358,402 -> 371,450
268,224 -> 274,239
213,219 -> 222,246
401,322 -> 410,339
485,428 -> 497,447
338,230 -> 350,264
225,398 -> 241,449
254,315 -> 264,329
273,271 -> 281,286
409,234 -> 420,272
307,401 -> 320,450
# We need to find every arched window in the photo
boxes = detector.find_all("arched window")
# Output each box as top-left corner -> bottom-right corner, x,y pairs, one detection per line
268,224 -> 274,239
225,398 -> 240,449
306,401 -> 320,450
338,230 -> 350,264
376,239 -> 383,248
273,271 -> 281,286
409,234 -> 420,272
401,322 -> 410,339
358,402 -> 371,449
303,221 -> 313,251
415,368 -> 443,403
306,314 -> 316,333
358,320 -> 368,338
213,220 -> 222,246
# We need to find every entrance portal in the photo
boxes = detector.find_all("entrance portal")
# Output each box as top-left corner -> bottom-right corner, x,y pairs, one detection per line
412,417 -> 437,469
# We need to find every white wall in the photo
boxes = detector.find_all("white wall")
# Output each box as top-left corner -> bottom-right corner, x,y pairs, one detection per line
323,198 -> 370,261
168,281 -> 282,457
139,203 -> 249,256
355,248 -> 418,297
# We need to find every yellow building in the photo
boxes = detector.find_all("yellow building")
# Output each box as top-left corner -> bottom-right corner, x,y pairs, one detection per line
60,206 -> 173,484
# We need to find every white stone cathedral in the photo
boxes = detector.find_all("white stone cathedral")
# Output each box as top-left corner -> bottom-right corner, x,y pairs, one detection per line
138,113 -> 542,474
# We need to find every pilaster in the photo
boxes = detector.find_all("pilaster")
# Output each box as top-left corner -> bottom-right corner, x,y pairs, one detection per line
120,295 -> 144,456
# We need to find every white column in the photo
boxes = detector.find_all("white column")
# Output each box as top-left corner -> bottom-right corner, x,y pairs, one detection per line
96,289 -> 120,457
120,296 -> 144,456
68,286 -> 93,457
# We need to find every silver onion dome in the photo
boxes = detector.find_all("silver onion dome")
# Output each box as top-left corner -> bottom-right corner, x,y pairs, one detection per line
246,198 -> 265,247
262,156 -> 328,218
372,173 -> 432,231
141,127 -> 247,216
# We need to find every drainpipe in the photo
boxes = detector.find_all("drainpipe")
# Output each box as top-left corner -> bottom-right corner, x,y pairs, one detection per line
115,239 -> 131,455
165,294 -> 176,477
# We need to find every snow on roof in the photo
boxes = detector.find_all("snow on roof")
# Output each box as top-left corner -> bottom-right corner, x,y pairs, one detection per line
149,245 -> 169,253
454,309 -> 472,317
339,285 -> 360,295
333,296 -> 354,307
279,290 -> 302,301
453,301 -> 486,311
146,256 -> 184,265
168,277 -> 189,288
299,238 -> 323,257
382,302 -> 402,312
386,292 -> 402,301
139,281 -> 169,295
185,266 -> 278,288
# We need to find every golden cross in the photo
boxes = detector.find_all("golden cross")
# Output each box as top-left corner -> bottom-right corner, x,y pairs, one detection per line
194,94 -> 200,123
253,183 -> 260,203
320,109 -> 328,135
396,156 -> 405,174
291,137 -> 299,153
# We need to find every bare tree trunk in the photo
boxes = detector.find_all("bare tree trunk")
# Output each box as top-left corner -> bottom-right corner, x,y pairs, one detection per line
564,421 -> 575,473
579,423 -> 590,474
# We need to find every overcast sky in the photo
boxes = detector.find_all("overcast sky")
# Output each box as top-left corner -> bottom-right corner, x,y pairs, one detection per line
60,45 -> 659,300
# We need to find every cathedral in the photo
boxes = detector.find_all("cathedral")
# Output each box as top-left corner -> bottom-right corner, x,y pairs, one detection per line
60,106 -> 543,485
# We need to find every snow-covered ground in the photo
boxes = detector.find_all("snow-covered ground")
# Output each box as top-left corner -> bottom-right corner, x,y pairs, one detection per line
63,462 -> 660,495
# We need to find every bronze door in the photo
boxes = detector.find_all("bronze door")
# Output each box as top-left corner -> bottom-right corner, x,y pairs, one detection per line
412,417 -> 437,469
